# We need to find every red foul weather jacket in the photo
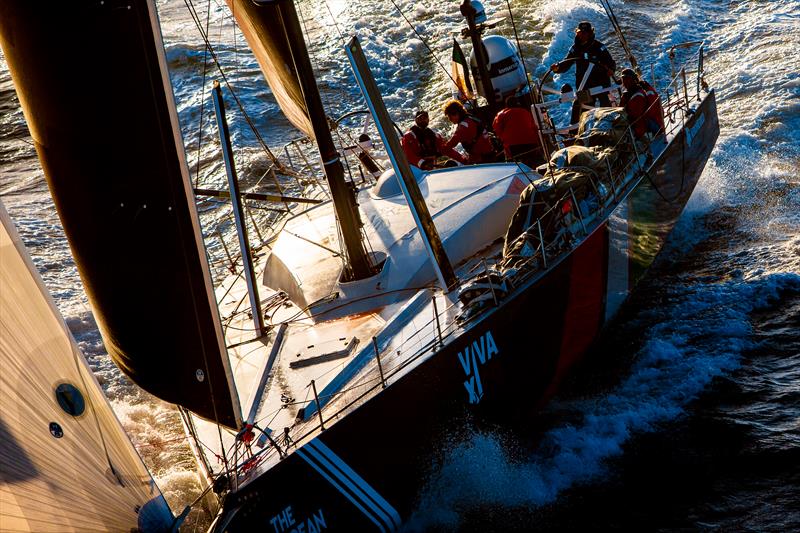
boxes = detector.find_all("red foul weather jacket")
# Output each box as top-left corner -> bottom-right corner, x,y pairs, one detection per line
443,115 -> 495,164
492,106 -> 539,157
401,125 -> 466,168
621,86 -> 649,138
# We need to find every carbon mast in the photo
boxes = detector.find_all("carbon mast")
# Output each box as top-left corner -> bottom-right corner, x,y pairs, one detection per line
249,0 -> 376,281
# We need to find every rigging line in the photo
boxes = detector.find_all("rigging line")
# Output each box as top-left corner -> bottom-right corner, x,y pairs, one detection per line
504,0 -> 534,97
68,342 -> 123,486
184,0 -> 213,188
178,407 -> 218,494
182,1 -> 290,194
322,0 -> 347,46
598,0 -> 637,69
231,0 -> 241,171
387,0 -> 460,89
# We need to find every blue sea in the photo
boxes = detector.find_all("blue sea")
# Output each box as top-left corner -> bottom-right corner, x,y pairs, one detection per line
1,0 -> 798,530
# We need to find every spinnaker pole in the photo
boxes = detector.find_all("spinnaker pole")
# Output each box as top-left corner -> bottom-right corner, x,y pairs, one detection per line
346,37 -> 458,292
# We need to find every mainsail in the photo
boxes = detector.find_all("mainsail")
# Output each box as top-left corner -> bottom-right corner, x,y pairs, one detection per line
0,201 -> 173,532
224,0 -> 314,137
0,0 -> 242,428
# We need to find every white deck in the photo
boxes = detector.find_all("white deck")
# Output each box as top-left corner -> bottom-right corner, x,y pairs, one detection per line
188,164 -> 527,480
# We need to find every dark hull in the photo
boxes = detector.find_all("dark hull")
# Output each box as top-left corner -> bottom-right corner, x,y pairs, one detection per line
216,93 -> 719,532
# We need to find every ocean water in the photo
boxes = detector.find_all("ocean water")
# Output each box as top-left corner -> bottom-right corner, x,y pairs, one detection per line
1,0 -> 798,531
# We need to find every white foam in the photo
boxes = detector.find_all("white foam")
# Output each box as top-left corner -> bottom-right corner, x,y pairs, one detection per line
408,270 -> 799,531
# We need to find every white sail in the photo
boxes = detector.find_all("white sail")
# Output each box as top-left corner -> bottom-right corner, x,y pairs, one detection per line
0,200 -> 173,532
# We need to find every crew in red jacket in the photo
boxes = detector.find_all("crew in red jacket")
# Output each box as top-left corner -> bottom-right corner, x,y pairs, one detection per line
639,77 -> 666,134
620,68 -> 649,138
492,95 -> 544,167
442,100 -> 495,164
401,110 -> 466,170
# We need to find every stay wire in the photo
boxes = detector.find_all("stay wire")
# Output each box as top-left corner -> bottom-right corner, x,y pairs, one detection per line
387,0 -> 460,89
504,0 -> 534,97
598,0 -> 637,70
323,0 -> 347,46
188,0 -> 213,188
68,342 -> 123,486
183,0 -> 290,194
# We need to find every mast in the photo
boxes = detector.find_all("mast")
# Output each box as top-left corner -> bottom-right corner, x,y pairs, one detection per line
252,0 -> 375,281
346,37 -> 458,291
460,0 -> 497,114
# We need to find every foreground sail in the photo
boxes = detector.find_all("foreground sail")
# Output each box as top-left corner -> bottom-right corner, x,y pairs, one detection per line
0,201 -> 173,532
0,0 -> 242,428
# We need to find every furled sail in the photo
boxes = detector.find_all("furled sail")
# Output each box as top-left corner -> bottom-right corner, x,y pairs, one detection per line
0,201 -> 173,532
224,0 -> 314,137
0,0 -> 242,429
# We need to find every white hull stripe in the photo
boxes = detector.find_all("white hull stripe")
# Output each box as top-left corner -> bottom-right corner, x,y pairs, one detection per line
295,447 -> 388,532
304,441 -> 398,530
308,439 -> 401,529
297,438 -> 401,531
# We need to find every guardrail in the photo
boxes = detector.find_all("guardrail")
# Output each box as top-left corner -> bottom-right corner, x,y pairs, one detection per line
204,42 -> 714,486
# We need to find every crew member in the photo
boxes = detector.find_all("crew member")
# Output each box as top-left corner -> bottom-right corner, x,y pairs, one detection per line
638,76 -> 666,136
401,110 -> 466,170
442,99 -> 495,164
620,68 -> 649,138
492,96 -> 544,167
550,21 -> 617,125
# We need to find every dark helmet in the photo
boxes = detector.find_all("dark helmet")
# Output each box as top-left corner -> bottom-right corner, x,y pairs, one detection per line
620,68 -> 638,79
576,21 -> 594,33
415,109 -> 428,119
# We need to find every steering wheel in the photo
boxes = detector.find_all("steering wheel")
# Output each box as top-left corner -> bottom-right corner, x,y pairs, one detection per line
536,60 -> 621,134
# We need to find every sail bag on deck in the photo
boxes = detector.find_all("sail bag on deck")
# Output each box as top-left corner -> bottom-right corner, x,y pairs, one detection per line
0,0 -> 242,429
575,107 -> 630,147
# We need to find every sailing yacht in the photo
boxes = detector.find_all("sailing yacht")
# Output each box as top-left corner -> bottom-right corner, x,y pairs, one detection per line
0,0 -> 718,530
